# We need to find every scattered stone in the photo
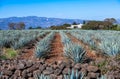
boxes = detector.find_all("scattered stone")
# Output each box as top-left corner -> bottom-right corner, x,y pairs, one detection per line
28,77 -> 34,79
62,68 -> 70,75
33,70 -> 42,76
57,75 -> 63,79
57,60 -> 63,65
81,63 -> 88,69
2,75 -> 9,79
39,65 -> 45,72
50,74 -> 57,79
87,65 -> 98,72
27,73 -> 33,77
22,70 -> 27,78
74,63 -> 81,70
80,68 -> 87,75
88,72 -> 99,78
10,74 -> 18,79
27,64 -> 39,73
59,62 -> 66,70
8,65 -> 15,71
26,61 -> 33,68
16,63 -> 25,70
2,70 -> 13,76
54,68 -> 62,76
43,67 -> 54,75
14,70 -> 21,77
52,64 -> 59,70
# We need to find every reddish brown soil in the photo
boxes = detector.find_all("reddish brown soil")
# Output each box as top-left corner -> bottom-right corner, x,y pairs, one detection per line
17,33 -> 50,61
21,48 -> 35,60
18,39 -> 39,61
46,33 -> 67,63
67,33 -> 102,60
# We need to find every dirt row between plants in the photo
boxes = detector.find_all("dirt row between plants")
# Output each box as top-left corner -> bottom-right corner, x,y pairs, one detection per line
66,33 -> 102,60
46,33 -> 68,63
17,33 -> 48,61
17,32 -> 68,63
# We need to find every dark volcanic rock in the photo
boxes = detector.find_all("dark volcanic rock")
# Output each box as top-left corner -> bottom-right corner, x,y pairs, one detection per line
39,65 -> 46,72
50,74 -> 57,79
87,65 -> 99,72
26,61 -> 33,68
27,73 -> 33,77
88,72 -> 99,78
74,63 -> 81,70
27,63 -> 40,73
16,63 -> 25,70
54,68 -> 62,76
2,70 -> 13,76
33,70 -> 42,75
22,70 -> 27,78
43,67 -> 54,75
57,75 -> 63,79
59,62 -> 66,70
62,68 -> 70,75
14,70 -> 21,77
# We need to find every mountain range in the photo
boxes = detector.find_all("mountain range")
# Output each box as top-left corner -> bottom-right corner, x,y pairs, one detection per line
0,16 -> 120,30
0,16 -> 83,30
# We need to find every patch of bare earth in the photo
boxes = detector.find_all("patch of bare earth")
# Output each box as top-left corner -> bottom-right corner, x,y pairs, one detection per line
46,33 -> 67,63
67,33 -> 102,60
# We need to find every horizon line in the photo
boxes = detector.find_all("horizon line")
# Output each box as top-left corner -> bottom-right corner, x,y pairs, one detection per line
0,15 -> 118,21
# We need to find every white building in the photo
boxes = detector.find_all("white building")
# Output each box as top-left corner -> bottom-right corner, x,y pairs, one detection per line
67,24 -> 83,29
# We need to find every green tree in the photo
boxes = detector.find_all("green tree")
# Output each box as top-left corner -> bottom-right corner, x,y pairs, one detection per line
8,22 -> 25,30
83,20 -> 86,24
36,26 -> 42,29
8,23 -> 16,30
49,23 -> 71,30
104,18 -> 117,24
82,21 -> 112,30
29,26 -> 33,29
16,22 -> 25,30
72,22 -> 78,25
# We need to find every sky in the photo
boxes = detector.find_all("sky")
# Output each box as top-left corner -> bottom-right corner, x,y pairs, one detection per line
0,0 -> 120,20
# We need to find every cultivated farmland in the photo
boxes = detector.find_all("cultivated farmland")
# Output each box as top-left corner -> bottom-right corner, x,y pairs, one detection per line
0,30 -> 120,79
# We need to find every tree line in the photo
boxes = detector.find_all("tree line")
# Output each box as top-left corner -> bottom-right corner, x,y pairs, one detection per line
82,18 -> 120,30
8,22 -> 25,30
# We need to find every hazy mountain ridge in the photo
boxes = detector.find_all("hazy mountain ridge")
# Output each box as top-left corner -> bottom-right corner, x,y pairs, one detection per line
0,16 -> 83,29
117,19 -> 120,24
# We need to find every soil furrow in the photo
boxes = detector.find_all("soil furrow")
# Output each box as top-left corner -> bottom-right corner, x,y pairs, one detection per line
46,33 -> 66,63
66,33 -> 102,60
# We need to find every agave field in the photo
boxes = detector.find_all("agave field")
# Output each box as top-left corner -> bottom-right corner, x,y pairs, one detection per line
0,30 -> 120,79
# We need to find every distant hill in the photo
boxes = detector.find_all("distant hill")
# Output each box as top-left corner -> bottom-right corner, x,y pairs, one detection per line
117,19 -> 120,24
0,16 -> 83,30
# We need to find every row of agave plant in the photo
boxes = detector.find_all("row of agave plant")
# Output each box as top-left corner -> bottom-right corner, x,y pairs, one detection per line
60,31 -> 86,63
0,70 -> 107,79
67,30 -> 120,57
34,69 -> 85,79
35,32 -> 55,58
34,69 -> 107,79
93,30 -> 120,57
0,30 -> 48,50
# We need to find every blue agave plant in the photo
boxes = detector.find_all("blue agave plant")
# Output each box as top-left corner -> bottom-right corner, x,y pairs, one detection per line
64,69 -> 84,79
34,74 -> 50,79
35,32 -> 55,58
